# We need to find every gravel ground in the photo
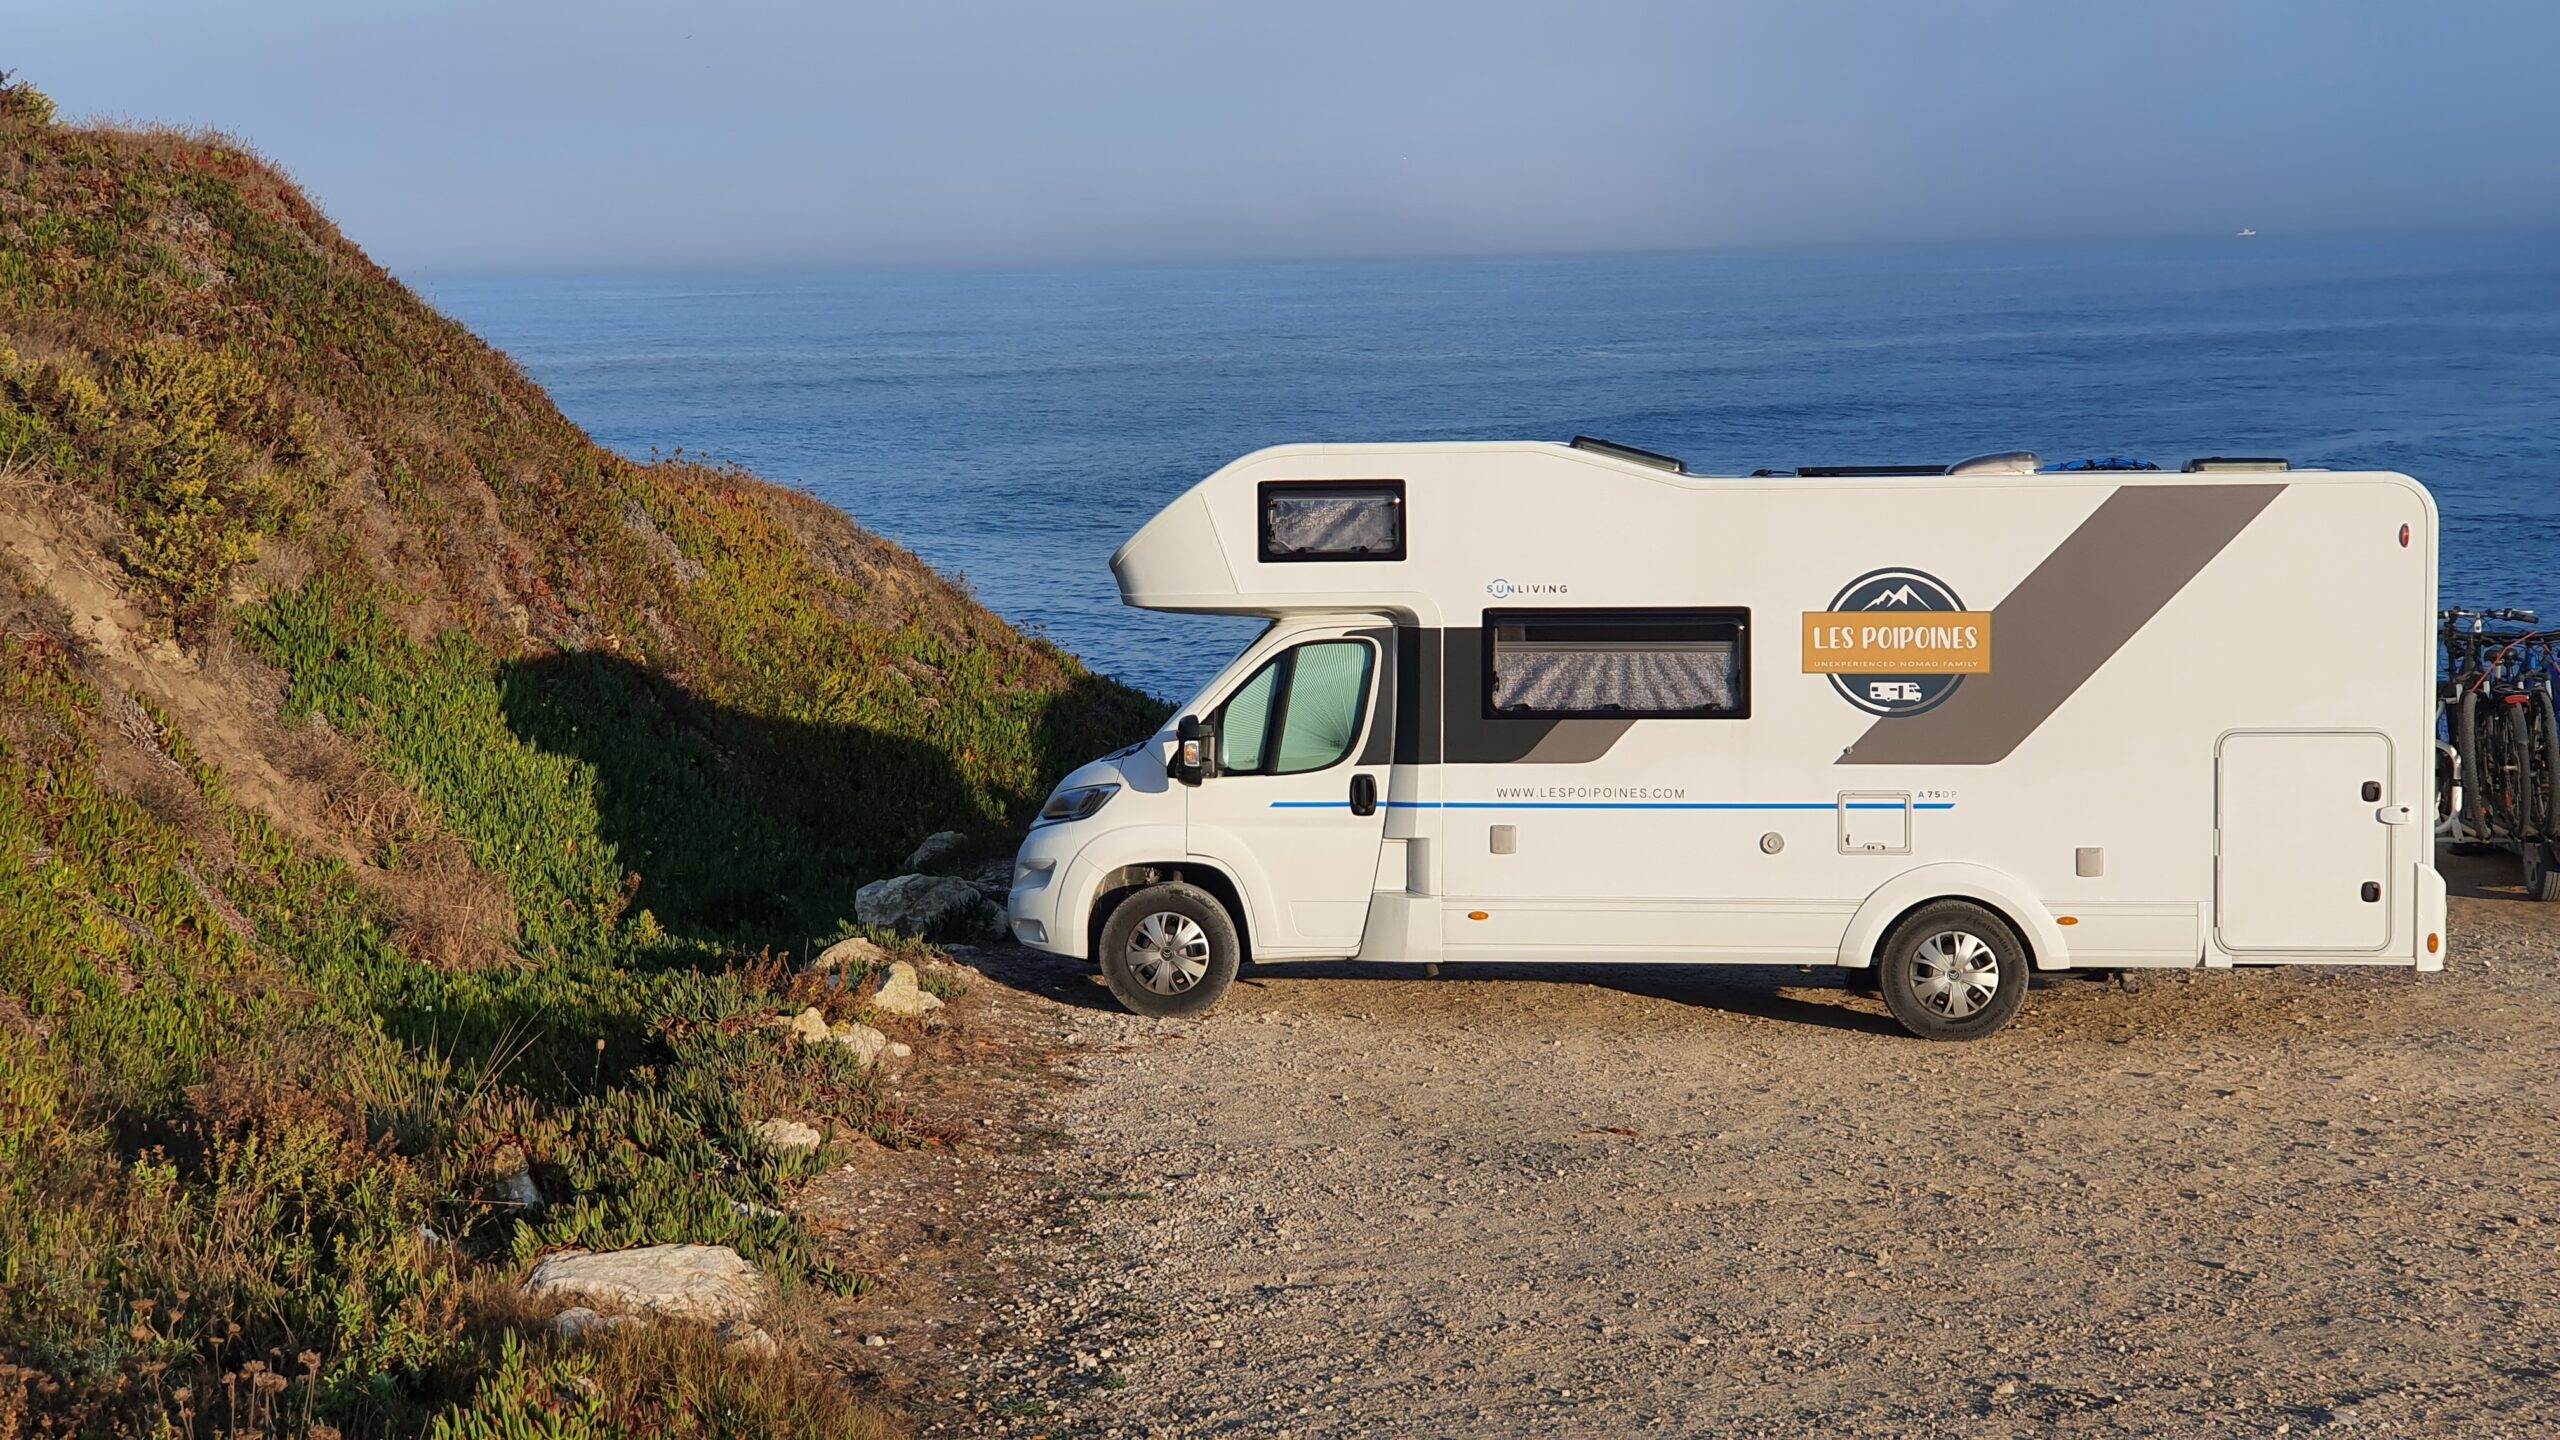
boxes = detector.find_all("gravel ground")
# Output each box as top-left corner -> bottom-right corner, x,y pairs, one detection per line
845,857 -> 2560,1438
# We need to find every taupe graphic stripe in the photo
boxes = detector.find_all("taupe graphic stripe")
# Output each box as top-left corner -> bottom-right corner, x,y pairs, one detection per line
1839,483 -> 2286,766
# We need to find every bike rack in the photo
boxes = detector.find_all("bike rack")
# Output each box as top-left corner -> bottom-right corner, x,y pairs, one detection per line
2437,608 -> 2560,898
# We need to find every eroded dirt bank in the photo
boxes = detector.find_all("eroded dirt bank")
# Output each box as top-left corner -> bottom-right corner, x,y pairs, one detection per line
822,859 -> 2560,1437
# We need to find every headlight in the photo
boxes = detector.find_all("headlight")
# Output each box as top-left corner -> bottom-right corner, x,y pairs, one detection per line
1037,783 -> 1120,825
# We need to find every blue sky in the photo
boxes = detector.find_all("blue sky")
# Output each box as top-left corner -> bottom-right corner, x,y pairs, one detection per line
17,0 -> 2560,272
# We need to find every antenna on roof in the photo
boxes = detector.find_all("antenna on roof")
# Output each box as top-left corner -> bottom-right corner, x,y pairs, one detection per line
1569,435 -> 1688,474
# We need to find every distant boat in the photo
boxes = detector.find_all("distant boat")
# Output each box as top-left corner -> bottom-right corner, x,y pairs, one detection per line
2236,227 -> 2259,237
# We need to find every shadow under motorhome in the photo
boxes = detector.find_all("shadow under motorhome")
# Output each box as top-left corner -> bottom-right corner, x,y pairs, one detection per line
1009,441 -> 2446,1040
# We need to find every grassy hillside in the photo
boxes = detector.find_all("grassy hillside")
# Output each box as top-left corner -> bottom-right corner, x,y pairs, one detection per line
0,73 -> 1156,1436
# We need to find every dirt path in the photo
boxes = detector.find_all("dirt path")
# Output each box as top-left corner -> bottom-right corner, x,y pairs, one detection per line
861,858 -> 2560,1437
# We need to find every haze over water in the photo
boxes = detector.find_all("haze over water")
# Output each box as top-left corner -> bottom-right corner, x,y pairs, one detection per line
426,233 -> 2560,702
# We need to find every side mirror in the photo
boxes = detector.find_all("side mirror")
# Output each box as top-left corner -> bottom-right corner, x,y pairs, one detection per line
1172,714 -> 1207,787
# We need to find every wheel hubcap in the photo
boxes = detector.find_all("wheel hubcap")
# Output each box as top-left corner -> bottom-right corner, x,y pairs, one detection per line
1912,930 -> 2001,1019
1125,911 -> 1211,995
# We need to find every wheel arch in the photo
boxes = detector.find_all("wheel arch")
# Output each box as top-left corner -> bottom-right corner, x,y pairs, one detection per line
1087,861 -> 1255,963
1837,862 -> 2070,972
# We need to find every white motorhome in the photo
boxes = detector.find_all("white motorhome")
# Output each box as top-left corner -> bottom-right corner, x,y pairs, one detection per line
1008,439 -> 2447,1039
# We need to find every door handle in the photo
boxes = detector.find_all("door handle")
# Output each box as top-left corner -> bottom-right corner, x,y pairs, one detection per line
2376,805 -> 2413,826
1349,773 -> 1378,817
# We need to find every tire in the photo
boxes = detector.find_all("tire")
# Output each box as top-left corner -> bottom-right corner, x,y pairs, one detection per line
2505,696 -> 2542,839
1878,900 -> 2031,1042
2536,686 -> 2560,841
2434,738 -> 2458,833
1095,882 -> 1241,1019
2475,695 -> 2519,839
2458,688 -> 2485,838
2524,844 -> 2560,904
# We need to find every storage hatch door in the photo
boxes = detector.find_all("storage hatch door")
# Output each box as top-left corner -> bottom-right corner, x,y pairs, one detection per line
2215,731 -> 2393,952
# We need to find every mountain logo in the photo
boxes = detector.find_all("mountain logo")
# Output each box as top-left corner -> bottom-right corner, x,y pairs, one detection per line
1801,567 -> 1989,719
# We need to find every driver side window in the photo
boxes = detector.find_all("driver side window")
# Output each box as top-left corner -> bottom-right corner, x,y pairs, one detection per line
1215,640 -> 1375,776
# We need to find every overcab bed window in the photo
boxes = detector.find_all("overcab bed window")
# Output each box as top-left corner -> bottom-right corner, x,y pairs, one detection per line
1258,481 -> 1406,562
1484,608 -> 1749,719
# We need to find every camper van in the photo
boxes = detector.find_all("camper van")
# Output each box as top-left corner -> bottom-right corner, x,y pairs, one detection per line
1007,439 -> 2446,1040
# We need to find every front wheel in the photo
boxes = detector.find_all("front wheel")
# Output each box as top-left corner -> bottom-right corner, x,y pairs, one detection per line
1096,882 -> 1241,1018
1878,900 -> 2030,1041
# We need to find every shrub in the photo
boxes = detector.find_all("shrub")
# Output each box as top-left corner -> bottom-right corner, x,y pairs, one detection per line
0,72 -> 55,130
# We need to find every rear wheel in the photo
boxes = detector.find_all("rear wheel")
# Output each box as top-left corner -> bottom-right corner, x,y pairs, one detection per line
1096,882 -> 1241,1018
1879,900 -> 2030,1042
2505,696 -> 2543,838
2458,689 -> 2487,837
2535,685 -> 2560,840
2524,843 -> 2560,903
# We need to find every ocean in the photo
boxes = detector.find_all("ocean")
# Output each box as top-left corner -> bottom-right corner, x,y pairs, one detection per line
421,235 -> 2560,703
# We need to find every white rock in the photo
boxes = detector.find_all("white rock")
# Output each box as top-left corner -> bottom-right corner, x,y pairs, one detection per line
550,1306 -> 642,1341
830,1021 -> 889,1066
787,1006 -> 831,1045
854,872 -> 1002,940
490,1144 -> 544,1210
902,829 -> 973,875
870,960 -> 945,1018
888,1041 -> 913,1059
522,1244 -> 768,1325
751,1118 -> 822,1154
808,935 -> 888,974
717,1319 -> 781,1360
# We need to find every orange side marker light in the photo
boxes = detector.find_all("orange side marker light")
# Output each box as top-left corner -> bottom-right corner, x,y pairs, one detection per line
1467,911 -> 1489,922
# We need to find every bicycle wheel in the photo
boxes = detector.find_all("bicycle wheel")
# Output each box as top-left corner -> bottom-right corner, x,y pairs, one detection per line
2507,694 -> 2543,839
2538,684 -> 2560,840
2458,687 -> 2486,838
2474,693 -> 2516,839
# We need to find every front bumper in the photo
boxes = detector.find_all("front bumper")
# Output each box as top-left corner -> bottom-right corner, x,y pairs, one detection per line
1006,824 -> 1083,957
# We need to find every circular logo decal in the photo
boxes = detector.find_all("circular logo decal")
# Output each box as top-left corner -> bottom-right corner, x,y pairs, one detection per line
1825,567 -> 1968,718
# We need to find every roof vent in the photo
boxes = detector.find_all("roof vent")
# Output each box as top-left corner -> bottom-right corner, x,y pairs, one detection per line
1946,451 -> 2042,476
1569,435 -> 1687,474
2183,456 -> 2291,473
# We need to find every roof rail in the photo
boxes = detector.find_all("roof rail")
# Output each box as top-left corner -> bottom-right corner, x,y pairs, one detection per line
1569,435 -> 1687,474
2183,456 -> 2291,472
1796,465 -> 1944,478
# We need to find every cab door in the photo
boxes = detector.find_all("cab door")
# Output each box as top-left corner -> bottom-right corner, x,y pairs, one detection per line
1186,628 -> 1391,955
